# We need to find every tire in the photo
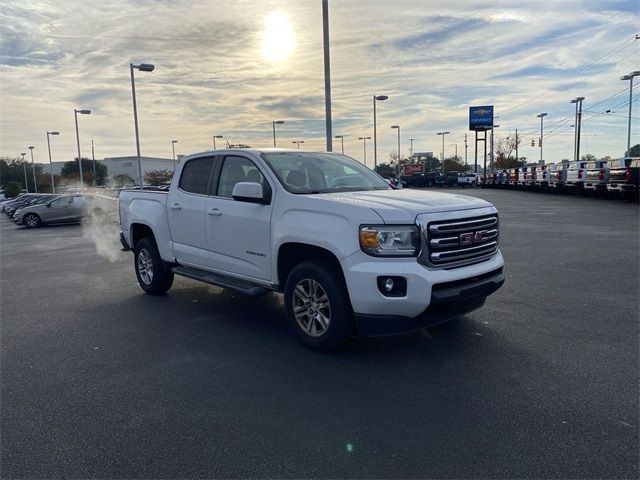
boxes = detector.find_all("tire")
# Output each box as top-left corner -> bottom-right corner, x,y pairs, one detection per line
23,213 -> 41,228
284,261 -> 354,352
134,237 -> 174,295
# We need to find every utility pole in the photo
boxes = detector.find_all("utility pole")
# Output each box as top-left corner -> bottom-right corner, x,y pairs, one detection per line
571,96 -> 585,161
576,98 -> 584,161
409,138 -> 414,158
515,129 -> 519,165
464,133 -> 468,166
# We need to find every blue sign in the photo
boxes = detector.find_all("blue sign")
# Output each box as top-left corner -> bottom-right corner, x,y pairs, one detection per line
469,106 -> 494,131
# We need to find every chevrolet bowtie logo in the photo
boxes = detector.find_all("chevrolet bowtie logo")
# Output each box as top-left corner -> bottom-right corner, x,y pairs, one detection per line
460,230 -> 486,246
474,108 -> 490,116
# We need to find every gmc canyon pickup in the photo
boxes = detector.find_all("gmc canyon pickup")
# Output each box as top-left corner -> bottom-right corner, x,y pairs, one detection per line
119,149 -> 504,350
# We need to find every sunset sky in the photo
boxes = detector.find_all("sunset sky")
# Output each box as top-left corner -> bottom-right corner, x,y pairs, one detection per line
1,0 -> 638,166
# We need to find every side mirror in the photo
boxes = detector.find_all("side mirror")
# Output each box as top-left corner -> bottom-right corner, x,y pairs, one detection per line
232,182 -> 267,204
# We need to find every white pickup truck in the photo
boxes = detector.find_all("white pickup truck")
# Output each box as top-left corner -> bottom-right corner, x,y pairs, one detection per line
119,149 -> 504,350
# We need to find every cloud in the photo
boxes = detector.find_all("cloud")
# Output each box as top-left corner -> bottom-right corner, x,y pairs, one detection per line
1,0 -> 639,164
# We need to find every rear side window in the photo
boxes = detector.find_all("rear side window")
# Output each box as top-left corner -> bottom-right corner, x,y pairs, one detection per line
179,157 -> 214,194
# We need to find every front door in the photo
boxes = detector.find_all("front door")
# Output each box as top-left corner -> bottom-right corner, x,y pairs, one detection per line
166,156 -> 216,267
204,155 -> 273,281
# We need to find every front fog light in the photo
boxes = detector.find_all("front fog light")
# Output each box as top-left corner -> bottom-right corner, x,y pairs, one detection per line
377,276 -> 407,297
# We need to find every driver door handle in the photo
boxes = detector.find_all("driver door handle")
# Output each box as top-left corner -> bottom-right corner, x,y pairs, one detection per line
208,208 -> 222,216
170,203 -> 182,210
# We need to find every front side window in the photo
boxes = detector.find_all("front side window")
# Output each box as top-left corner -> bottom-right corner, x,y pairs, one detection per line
262,152 -> 389,194
217,156 -> 266,198
179,157 -> 214,194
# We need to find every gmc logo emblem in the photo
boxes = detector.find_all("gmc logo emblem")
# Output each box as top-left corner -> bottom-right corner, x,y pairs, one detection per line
460,230 -> 486,246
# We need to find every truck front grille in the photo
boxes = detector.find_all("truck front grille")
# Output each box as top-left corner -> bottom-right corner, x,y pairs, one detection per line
420,215 -> 499,269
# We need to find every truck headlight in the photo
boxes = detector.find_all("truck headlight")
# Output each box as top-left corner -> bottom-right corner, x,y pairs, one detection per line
359,225 -> 420,257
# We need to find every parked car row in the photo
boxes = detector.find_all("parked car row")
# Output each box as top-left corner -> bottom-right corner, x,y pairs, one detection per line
0,191 -> 118,227
479,157 -> 639,200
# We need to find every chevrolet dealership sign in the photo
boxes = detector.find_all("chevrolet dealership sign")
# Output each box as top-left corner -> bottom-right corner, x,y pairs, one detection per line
469,106 -> 494,131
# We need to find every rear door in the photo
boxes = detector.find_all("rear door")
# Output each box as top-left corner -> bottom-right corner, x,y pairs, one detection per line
204,154 -> 274,281
166,156 -> 217,267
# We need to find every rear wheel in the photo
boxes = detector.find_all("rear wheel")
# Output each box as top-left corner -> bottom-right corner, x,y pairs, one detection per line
284,261 -> 353,351
90,207 -> 105,224
134,237 -> 174,294
23,213 -> 41,228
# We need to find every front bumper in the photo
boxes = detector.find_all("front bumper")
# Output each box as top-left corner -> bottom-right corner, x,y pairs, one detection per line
608,183 -> 636,192
355,267 -> 504,336
341,248 -> 505,324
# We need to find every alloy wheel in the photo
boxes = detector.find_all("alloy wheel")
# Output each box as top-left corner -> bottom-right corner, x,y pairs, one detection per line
293,278 -> 331,337
137,249 -> 154,285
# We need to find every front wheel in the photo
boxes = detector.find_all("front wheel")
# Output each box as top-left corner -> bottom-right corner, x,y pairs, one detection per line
284,262 -> 354,351
134,237 -> 174,294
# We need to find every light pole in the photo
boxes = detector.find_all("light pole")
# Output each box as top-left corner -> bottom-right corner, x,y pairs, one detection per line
437,132 -> 450,169
91,139 -> 97,186
171,140 -> 178,171
334,135 -> 344,154
450,143 -> 458,158
391,125 -> 401,163
272,120 -> 284,147
28,146 -> 37,192
213,135 -> 223,150
292,140 -> 305,149
490,125 -> 499,170
372,94 -> 388,170
621,71 -> 640,156
571,96 -> 585,161
74,109 -> 91,187
20,153 -> 27,193
130,62 -> 155,189
409,138 -> 414,158
358,136 -> 371,166
537,113 -> 548,164
322,0 -> 333,151
46,131 -> 59,193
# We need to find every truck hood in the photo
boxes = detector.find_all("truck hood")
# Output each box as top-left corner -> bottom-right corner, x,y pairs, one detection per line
318,189 -> 492,223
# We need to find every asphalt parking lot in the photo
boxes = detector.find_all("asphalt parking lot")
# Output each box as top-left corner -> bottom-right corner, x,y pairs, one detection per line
1,189 -> 638,479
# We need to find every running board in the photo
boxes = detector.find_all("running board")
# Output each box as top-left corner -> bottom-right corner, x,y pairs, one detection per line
171,266 -> 270,297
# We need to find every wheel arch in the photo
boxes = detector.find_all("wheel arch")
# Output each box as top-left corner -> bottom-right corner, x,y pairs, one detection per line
277,242 -> 348,293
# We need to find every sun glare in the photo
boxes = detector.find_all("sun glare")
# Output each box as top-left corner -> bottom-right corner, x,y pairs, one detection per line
261,11 -> 295,61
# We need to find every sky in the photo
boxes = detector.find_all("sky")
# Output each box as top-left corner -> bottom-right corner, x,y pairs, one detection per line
1,0 -> 639,168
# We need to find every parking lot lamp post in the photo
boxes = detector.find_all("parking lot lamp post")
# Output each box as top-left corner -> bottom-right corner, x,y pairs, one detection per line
570,97 -> 584,161
28,146 -> 37,192
292,140 -> 305,149
130,63 -> 155,188
46,132 -> 59,193
74,108 -> 91,187
372,95 -> 388,170
391,125 -> 401,163
272,120 -> 284,147
437,132 -> 450,169
450,143 -> 458,158
621,71 -> 640,156
171,140 -> 178,171
213,135 -> 223,150
334,135 -> 344,154
537,113 -> 548,164
20,153 -> 27,193
358,136 -> 371,166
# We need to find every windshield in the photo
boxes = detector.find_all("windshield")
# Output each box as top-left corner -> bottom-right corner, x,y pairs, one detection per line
261,151 -> 390,194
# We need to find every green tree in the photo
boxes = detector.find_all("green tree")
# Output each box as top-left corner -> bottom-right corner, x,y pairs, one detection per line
4,181 -> 21,198
443,156 -> 467,173
627,144 -> 639,157
60,158 -> 108,186
581,154 -> 597,162
144,169 -> 174,186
